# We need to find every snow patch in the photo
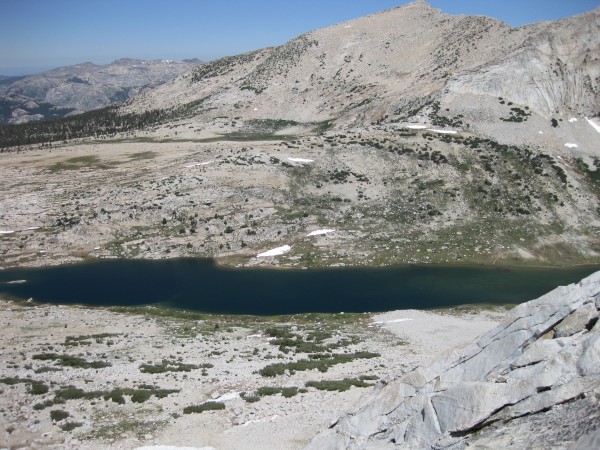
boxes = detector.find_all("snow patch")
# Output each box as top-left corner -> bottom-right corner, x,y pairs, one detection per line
215,392 -> 240,402
0,230 -> 15,235
257,245 -> 291,257
7,280 -> 27,284
427,129 -> 457,134
568,118 -> 578,123
406,124 -> 428,129
517,248 -> 535,260
564,143 -> 578,149
241,415 -> 279,427
538,131 -> 544,134
373,318 -> 414,325
288,157 -> 314,163
307,229 -> 336,237
185,161 -> 212,168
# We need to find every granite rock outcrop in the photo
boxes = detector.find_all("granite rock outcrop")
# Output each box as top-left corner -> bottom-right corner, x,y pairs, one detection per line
306,271 -> 600,449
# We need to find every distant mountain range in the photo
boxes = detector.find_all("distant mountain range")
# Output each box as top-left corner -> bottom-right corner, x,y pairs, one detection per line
0,58 -> 201,124
0,75 -> 21,82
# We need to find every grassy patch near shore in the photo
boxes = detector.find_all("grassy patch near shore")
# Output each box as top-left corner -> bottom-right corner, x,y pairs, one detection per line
128,151 -> 158,160
431,303 -> 515,316
202,132 -> 297,142
103,134 -> 297,145
108,305 -> 369,328
48,155 -> 120,172
263,326 -> 362,354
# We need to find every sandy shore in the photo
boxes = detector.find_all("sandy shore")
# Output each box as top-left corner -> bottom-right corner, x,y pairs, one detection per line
0,299 -> 503,449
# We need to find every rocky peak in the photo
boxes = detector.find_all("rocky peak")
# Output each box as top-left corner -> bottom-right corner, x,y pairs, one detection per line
125,2 -> 598,139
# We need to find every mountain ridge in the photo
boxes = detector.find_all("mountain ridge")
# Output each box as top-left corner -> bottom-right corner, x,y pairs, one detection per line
123,2 -> 598,135
0,58 -> 201,124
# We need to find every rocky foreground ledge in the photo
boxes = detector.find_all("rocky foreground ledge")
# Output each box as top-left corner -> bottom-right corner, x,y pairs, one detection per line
306,271 -> 600,450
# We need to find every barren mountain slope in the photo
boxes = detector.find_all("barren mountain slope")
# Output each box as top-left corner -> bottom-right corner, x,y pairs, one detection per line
127,2 -> 537,122
0,58 -> 201,124
444,9 -> 600,117
125,2 -> 598,130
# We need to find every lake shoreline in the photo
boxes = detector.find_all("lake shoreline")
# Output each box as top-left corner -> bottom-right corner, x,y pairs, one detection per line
1,258 -> 598,315
3,252 -> 600,271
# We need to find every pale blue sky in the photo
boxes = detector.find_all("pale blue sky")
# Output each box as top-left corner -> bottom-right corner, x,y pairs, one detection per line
1,0 -> 598,76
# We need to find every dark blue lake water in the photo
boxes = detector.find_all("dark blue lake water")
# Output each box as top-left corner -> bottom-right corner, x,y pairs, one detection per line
0,259 -> 597,315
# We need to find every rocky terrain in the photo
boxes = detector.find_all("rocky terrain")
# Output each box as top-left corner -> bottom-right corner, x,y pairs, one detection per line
0,3 -> 598,449
0,1 -> 599,270
0,297 -> 504,449
1,122 -> 599,269
1,271 -> 597,449
0,58 -> 201,124
307,270 -> 600,449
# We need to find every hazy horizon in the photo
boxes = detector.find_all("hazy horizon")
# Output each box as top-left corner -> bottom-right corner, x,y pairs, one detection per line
2,0 -> 598,77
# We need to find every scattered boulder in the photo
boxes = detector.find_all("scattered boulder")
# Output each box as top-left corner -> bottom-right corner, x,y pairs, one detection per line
555,302 -> 598,337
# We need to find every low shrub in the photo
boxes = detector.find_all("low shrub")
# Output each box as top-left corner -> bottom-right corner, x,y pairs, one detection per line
259,351 -> 379,377
257,386 -> 300,398
240,392 -> 260,403
140,359 -> 210,373
0,377 -> 49,395
50,410 -> 70,422
183,401 -> 225,414
32,353 -> 111,369
131,390 -> 152,403
33,400 -> 55,410
60,422 -> 82,432
305,378 -> 371,392
29,382 -> 49,395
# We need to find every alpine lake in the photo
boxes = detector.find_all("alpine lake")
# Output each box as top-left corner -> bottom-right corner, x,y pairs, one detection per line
1,258 -> 598,315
